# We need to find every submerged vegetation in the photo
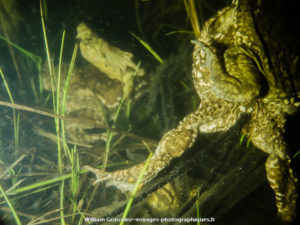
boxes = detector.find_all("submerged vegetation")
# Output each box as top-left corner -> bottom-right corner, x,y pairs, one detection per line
0,0 -> 299,225
0,0 -> 198,224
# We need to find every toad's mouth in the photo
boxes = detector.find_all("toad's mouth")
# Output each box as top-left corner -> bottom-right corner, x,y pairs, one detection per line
84,127 -> 107,135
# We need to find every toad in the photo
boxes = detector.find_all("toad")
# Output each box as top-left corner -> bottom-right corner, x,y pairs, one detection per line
42,23 -> 146,145
76,23 -> 145,100
42,62 -> 123,144
84,0 -> 299,222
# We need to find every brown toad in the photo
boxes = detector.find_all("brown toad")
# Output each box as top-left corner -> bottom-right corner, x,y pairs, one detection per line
76,23 -> 145,100
42,23 -> 146,145
84,0 -> 299,222
42,62 -> 123,145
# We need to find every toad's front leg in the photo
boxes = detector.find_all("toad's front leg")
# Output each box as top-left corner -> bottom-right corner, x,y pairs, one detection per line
84,111 -> 201,193
192,40 -> 262,103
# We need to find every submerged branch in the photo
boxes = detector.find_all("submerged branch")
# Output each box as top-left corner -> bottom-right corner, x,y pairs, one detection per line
0,100 -> 157,146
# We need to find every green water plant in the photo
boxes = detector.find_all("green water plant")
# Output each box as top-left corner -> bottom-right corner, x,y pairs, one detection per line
0,184 -> 22,225
0,68 -> 20,158
119,141 -> 153,225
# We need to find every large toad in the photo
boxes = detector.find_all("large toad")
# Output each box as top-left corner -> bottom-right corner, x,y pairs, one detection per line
84,0 -> 299,222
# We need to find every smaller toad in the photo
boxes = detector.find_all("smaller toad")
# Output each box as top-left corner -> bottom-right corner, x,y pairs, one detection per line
76,23 -> 144,99
42,62 -> 123,145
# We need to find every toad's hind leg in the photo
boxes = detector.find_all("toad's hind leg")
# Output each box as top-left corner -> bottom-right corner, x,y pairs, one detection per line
84,110 -> 202,192
266,154 -> 297,222
244,104 -> 297,222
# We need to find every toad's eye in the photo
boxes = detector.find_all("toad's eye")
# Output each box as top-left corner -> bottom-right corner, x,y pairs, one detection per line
191,40 -> 216,69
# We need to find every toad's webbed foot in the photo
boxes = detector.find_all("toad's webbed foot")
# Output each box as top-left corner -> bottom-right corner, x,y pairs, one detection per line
83,166 -> 110,184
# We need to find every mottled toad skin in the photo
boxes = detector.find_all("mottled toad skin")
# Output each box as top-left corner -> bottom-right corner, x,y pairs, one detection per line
43,23 -> 147,145
43,62 -> 123,145
76,23 -> 144,100
84,0 -> 299,222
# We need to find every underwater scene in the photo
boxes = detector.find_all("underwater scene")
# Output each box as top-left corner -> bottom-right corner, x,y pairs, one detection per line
1,0 -> 300,224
